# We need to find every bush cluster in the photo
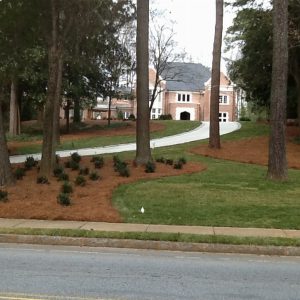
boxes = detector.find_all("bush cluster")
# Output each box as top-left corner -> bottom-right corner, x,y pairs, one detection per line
24,156 -> 38,170
75,175 -> 86,186
159,114 -> 172,120
145,161 -> 156,173
71,152 -> 81,163
155,156 -> 187,170
57,193 -> 71,206
53,166 -> 64,177
89,171 -> 100,181
61,181 -> 73,194
113,156 -> 130,177
91,156 -> 104,169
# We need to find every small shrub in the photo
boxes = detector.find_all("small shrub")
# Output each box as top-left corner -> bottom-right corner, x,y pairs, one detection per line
61,181 -> 73,194
70,160 -> 80,170
79,167 -> 89,175
113,155 -> 121,166
0,190 -> 8,202
89,171 -> 100,181
165,159 -> 174,165
53,165 -> 64,177
57,193 -> 71,206
57,172 -> 69,181
94,159 -> 104,169
118,165 -> 130,177
155,156 -> 165,163
36,176 -> 49,184
24,156 -> 38,170
14,168 -> 26,180
159,114 -> 172,120
174,161 -> 183,169
75,175 -> 86,186
71,152 -> 81,163
128,113 -> 136,121
91,155 -> 104,163
145,161 -> 156,173
178,157 -> 187,165
239,117 -> 251,121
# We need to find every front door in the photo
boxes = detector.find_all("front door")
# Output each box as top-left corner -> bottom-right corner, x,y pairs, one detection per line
180,111 -> 190,120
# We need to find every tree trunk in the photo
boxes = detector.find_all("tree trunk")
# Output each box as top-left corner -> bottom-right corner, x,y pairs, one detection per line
39,0 -> 63,177
134,0 -> 152,165
65,100 -> 70,134
267,0 -> 288,181
9,77 -> 21,136
289,53 -> 300,127
209,0 -> 223,149
108,95 -> 112,127
36,106 -> 44,126
73,98 -> 81,124
53,57 -> 63,146
0,87 -> 15,187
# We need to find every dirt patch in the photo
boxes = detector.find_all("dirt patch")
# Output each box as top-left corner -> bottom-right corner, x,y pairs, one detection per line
1,157 -> 205,222
191,126 -> 300,169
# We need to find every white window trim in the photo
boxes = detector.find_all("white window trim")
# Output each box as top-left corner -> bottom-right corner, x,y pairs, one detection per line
219,112 -> 228,122
219,95 -> 230,105
177,92 -> 192,103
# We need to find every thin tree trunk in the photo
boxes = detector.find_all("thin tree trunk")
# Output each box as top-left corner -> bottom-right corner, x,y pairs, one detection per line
108,95 -> 112,127
40,0 -> 63,177
36,106 -> 44,126
9,77 -> 21,136
134,0 -> 152,165
53,56 -> 63,146
0,87 -> 15,186
209,0 -> 223,149
267,0 -> 288,181
65,100 -> 70,134
73,98 -> 81,124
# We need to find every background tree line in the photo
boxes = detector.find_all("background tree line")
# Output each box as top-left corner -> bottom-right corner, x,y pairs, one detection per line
0,0 -> 135,184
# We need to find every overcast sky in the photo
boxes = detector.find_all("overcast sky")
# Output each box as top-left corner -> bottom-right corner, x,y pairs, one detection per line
152,0 -> 236,72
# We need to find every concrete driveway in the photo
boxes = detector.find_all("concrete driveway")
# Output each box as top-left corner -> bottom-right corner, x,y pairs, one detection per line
9,121 -> 241,163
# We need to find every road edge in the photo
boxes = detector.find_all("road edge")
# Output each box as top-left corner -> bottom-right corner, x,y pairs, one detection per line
1,234 -> 300,256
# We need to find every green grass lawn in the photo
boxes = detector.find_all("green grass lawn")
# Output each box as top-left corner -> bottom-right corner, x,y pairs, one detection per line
11,120 -> 199,155
113,121 -> 300,230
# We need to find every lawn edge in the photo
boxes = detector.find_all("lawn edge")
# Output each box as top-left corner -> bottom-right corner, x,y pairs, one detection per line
0,228 -> 300,256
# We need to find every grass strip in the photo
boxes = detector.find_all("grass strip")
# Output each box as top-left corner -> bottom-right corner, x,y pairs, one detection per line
0,227 -> 300,247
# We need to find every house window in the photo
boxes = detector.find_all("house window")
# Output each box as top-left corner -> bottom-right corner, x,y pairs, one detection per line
219,112 -> 228,122
152,108 -> 156,113
219,95 -> 229,104
151,114 -> 156,119
177,93 -> 191,103
158,109 -> 161,114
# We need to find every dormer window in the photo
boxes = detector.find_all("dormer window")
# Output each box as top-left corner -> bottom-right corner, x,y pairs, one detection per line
177,93 -> 191,102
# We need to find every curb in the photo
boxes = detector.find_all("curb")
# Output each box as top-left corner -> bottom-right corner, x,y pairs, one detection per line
1,234 -> 300,256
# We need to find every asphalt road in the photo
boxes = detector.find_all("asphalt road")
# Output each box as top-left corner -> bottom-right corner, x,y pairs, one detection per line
0,244 -> 300,300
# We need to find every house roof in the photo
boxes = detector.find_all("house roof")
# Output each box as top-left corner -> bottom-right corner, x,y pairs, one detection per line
162,62 -> 211,92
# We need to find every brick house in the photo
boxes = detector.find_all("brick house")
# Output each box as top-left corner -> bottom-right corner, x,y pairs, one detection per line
64,63 -> 236,122
162,62 -> 236,122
